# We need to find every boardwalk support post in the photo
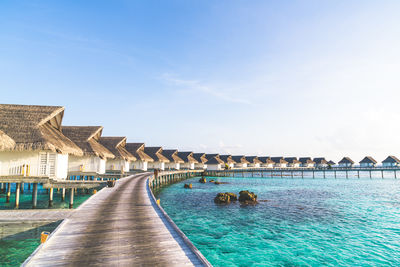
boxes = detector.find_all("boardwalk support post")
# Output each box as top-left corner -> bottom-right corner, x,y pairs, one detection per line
32,183 -> 38,209
15,183 -> 21,209
69,188 -> 74,209
6,183 -> 11,203
49,188 -> 54,208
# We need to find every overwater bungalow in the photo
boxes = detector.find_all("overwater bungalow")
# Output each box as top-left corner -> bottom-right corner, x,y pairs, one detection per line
245,156 -> 261,168
313,158 -> 328,168
125,143 -> 154,171
62,126 -> 115,174
299,157 -> 315,168
359,156 -> 377,168
382,156 -> 400,167
231,156 -> 250,168
338,157 -> 354,168
219,155 -> 235,169
99,137 -> 136,173
284,157 -> 301,168
270,157 -> 288,168
192,153 -> 207,169
327,160 -> 336,167
177,152 -> 198,170
163,149 -> 184,170
258,157 -> 274,168
205,154 -> 224,170
144,147 -> 170,171
0,104 -> 83,179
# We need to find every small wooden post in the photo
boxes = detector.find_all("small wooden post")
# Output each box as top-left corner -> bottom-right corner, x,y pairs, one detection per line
15,183 -> 21,209
69,188 -> 74,209
28,183 -> 31,191
357,170 -> 360,178
32,183 -> 38,209
369,170 -> 372,179
20,183 -> 24,194
323,170 -> 326,179
381,170 -> 384,179
6,183 -> 11,203
346,170 -> 348,179
0,183 -> 3,193
301,171 -> 304,178
48,188 -> 54,208
61,188 -> 66,201
334,170 -> 337,179
312,171 -> 315,179
394,170 -> 397,179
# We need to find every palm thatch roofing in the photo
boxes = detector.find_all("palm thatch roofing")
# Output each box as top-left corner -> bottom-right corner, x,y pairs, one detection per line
125,143 -> 154,162
163,149 -> 184,163
299,157 -> 315,164
219,155 -> 236,164
232,156 -> 250,164
284,157 -> 301,164
62,126 -> 114,159
144,147 -> 170,163
205,154 -> 224,164
0,104 -> 83,156
359,156 -> 377,164
270,157 -> 288,164
245,156 -> 262,164
192,153 -> 208,164
338,157 -> 354,164
313,158 -> 328,164
327,160 -> 336,165
99,137 -> 136,161
382,155 -> 400,164
0,129 -> 15,150
177,152 -> 198,164
258,156 -> 273,164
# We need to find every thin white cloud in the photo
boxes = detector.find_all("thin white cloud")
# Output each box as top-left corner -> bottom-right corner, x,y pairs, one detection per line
160,73 -> 252,105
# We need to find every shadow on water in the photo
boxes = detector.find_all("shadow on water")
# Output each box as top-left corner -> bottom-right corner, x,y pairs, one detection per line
0,220 -> 62,266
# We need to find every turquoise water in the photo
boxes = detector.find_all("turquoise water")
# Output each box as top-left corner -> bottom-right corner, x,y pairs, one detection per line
157,176 -> 400,266
0,184 -> 101,266
0,183 -> 98,209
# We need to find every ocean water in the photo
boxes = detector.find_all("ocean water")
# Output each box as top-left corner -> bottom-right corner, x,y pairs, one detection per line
157,176 -> 400,266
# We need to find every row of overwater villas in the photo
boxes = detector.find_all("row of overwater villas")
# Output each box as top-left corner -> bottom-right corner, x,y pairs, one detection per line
1,104 -> 400,180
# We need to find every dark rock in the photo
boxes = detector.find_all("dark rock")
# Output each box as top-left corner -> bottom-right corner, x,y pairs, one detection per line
199,177 -> 207,183
184,183 -> 192,189
239,190 -> 258,204
226,192 -> 237,201
214,193 -> 230,204
209,180 -> 215,183
214,181 -> 221,185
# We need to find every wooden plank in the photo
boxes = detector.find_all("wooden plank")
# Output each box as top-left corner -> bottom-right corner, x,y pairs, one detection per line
23,173 -> 207,266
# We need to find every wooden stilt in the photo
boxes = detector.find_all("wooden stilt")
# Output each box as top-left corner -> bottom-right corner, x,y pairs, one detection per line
69,188 -> 74,209
15,183 -> 21,209
48,188 -> 54,208
6,183 -> 11,203
32,183 -> 38,209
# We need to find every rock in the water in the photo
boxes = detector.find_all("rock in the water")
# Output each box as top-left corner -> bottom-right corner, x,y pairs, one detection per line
199,177 -> 207,183
239,190 -> 258,204
184,183 -> 192,189
214,193 -> 230,204
226,192 -> 237,201
214,181 -> 221,185
209,180 -> 215,183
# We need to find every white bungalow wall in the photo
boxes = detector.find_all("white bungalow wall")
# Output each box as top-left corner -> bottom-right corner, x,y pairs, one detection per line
0,151 -> 68,179
207,164 -> 222,171
148,161 -> 165,171
68,155 -> 106,174
131,160 -> 148,171
106,159 -> 130,172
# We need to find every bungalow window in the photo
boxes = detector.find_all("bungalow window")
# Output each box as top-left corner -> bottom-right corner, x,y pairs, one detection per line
39,152 -> 57,177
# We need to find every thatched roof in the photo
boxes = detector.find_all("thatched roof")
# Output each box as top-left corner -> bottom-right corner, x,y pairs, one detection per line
219,155 -> 235,164
0,104 -> 83,156
163,149 -> 184,163
62,126 -> 114,159
193,153 -> 207,164
258,157 -> 273,164
338,157 -> 354,164
0,129 -> 15,150
313,158 -> 327,164
382,155 -> 400,164
270,157 -> 288,164
327,160 -> 336,165
144,147 -> 170,163
359,156 -> 377,164
245,156 -> 262,164
299,157 -> 315,164
125,143 -> 154,162
177,152 -> 198,164
205,154 -> 223,164
99,137 -> 136,161
284,157 -> 301,164
232,155 -> 250,164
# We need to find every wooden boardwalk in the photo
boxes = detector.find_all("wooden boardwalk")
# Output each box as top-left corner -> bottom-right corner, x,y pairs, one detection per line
23,173 -> 208,266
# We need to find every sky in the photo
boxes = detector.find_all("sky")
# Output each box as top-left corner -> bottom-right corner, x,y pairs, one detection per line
1,0 -> 400,162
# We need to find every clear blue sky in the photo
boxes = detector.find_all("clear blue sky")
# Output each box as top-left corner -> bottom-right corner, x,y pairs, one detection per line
1,0 -> 400,161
